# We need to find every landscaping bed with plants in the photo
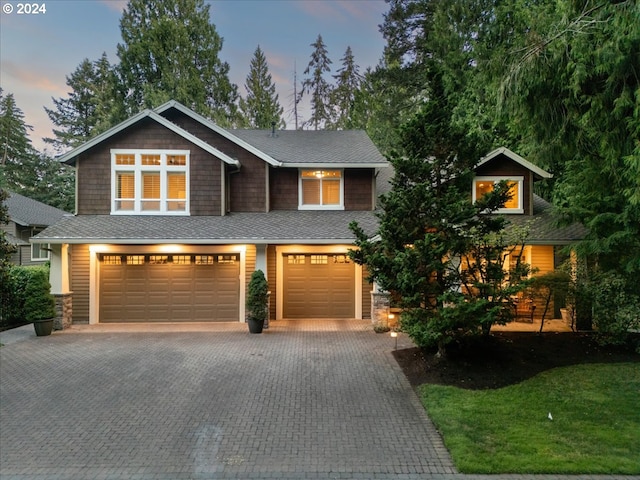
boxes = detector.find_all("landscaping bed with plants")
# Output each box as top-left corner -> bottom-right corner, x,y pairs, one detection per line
393,332 -> 640,474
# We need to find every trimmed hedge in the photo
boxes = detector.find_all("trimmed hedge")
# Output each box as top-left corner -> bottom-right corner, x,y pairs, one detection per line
0,265 -> 54,330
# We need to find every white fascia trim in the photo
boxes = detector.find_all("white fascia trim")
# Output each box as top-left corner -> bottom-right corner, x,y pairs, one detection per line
477,147 -> 553,179
38,238 -> 358,245
285,163 -> 390,169
56,110 -> 240,168
154,100 -> 282,167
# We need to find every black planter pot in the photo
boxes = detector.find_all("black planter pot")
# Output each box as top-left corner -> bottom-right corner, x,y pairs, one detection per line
247,318 -> 264,334
33,318 -> 54,336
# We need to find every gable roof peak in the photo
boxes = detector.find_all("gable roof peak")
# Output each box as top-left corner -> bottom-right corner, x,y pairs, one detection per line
477,147 -> 553,179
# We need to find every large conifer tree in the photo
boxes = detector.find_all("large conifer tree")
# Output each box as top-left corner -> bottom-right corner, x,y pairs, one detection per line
329,46 -> 362,130
299,34 -> 333,130
116,0 -> 238,125
238,46 -> 285,129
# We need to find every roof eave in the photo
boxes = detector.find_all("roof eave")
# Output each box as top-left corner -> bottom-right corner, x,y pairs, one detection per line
154,101 -> 283,167
477,147 -> 553,179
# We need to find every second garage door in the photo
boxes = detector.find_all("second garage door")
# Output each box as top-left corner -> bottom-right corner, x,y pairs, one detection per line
283,253 -> 355,318
99,253 -> 239,322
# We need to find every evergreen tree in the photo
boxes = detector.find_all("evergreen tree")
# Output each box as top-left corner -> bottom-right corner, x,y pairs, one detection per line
116,0 -> 239,125
44,53 -> 121,152
299,34 -> 333,130
238,46 -> 285,129
0,90 -> 37,191
350,66 -> 526,355
329,46 -> 362,130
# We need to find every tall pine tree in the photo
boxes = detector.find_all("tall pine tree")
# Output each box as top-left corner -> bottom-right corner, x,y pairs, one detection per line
299,34 -> 333,130
44,53 -> 121,152
238,46 -> 285,129
329,46 -> 362,130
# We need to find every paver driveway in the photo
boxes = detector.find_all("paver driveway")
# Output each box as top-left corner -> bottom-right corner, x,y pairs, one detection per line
0,320 -> 454,479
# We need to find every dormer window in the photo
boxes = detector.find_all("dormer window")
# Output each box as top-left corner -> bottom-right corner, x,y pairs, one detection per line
111,149 -> 189,215
473,176 -> 524,214
299,169 -> 344,210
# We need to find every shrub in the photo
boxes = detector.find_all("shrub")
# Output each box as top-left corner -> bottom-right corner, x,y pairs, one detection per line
1,265 -> 54,329
246,270 -> 268,323
589,272 -> 640,347
23,267 -> 56,322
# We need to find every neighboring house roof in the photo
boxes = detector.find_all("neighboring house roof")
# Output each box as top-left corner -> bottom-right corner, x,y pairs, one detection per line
56,109 -> 241,167
229,130 -> 388,168
477,147 -> 553,180
5,192 -> 70,227
507,194 -> 587,245
33,211 -> 381,245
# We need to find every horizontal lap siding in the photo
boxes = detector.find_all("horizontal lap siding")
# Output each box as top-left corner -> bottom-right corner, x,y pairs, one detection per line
362,266 -> 372,319
267,245 -> 277,319
70,244 -> 90,323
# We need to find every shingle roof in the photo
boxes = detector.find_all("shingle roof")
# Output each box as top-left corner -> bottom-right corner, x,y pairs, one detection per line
506,195 -> 587,244
6,192 -> 70,227
229,130 -> 388,167
33,210 -> 381,245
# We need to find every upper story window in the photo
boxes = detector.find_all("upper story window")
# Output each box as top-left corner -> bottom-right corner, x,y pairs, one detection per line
299,169 -> 344,210
472,176 -> 524,214
111,149 -> 189,215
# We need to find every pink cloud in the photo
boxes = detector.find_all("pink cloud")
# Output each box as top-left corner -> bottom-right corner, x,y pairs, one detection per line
2,61 -> 67,96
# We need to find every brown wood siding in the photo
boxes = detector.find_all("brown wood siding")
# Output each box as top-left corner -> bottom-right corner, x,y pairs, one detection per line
70,244 -> 90,323
267,245 -> 277,319
163,112 -> 268,213
475,155 -> 533,215
344,169 -> 374,211
76,118 -> 223,216
269,168 -> 298,210
229,156 -> 267,212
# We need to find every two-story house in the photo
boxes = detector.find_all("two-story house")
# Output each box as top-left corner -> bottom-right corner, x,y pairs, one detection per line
35,101 -> 388,328
3,192 -> 70,266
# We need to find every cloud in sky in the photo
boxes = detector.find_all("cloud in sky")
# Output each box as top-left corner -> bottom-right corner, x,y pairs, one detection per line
2,61 -> 67,96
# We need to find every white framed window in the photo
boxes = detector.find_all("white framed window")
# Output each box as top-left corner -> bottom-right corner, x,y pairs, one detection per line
111,149 -> 189,215
298,169 -> 344,210
31,243 -> 50,261
472,176 -> 524,214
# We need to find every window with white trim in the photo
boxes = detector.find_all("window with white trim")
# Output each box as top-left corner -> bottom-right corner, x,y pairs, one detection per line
111,150 -> 189,214
298,169 -> 344,210
472,176 -> 524,214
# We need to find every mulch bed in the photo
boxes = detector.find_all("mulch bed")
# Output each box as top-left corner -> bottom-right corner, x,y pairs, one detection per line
393,331 -> 640,390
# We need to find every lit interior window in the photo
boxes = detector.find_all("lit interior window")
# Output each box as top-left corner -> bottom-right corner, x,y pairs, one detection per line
300,170 -> 342,208
474,178 -> 521,211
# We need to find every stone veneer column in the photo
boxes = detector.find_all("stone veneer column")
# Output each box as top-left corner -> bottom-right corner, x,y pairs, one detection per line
53,293 -> 72,330
370,291 -> 391,325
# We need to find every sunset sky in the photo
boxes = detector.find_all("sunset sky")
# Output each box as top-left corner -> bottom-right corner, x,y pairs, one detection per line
0,0 -> 388,151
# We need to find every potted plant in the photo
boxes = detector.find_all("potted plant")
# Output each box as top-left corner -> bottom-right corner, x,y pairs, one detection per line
246,269 -> 268,334
24,268 -> 56,336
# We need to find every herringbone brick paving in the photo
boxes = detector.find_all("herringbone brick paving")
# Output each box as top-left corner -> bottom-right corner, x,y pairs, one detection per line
0,321 -> 637,480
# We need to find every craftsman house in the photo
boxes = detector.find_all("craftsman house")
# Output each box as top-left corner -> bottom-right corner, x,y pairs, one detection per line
3,192 -> 70,266
35,101 -> 388,327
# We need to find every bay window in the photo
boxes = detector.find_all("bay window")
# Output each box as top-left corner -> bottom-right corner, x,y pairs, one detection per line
111,150 -> 189,214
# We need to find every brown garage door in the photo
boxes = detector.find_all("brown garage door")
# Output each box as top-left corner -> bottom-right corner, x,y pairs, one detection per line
99,253 -> 239,322
283,253 -> 355,318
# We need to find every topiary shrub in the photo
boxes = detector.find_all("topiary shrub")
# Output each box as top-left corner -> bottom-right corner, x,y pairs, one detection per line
246,270 -> 268,333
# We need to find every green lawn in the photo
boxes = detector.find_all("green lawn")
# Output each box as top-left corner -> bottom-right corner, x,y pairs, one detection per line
419,363 -> 640,474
